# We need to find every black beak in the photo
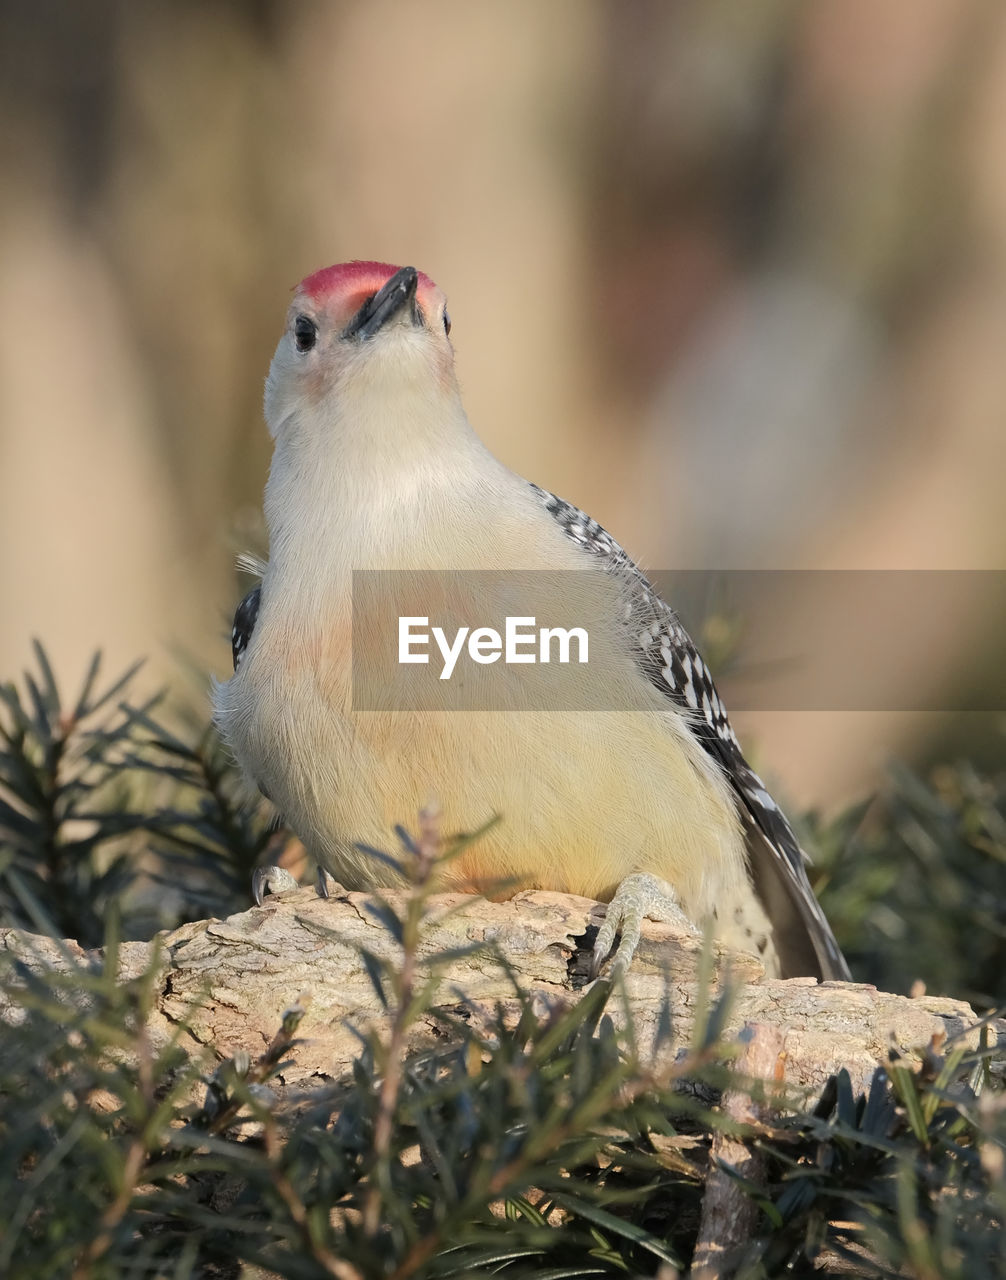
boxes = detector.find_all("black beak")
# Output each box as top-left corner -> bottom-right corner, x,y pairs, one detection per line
342,266 -> 419,340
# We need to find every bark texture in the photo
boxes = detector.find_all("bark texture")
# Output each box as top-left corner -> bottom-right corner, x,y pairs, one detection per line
691,1023 -> 787,1279
3,884 -> 1001,1099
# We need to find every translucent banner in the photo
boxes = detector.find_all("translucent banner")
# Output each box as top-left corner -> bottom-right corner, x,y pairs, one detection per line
349,569 -> 1005,712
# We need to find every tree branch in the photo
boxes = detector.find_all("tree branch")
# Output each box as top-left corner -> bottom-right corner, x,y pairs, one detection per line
3,885 -> 1002,1099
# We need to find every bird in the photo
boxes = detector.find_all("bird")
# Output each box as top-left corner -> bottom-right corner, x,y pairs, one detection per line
213,260 -> 850,982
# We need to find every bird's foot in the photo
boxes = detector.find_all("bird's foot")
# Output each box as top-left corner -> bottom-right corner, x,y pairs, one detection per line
252,864 -> 338,905
589,872 -> 699,979
251,865 -> 299,906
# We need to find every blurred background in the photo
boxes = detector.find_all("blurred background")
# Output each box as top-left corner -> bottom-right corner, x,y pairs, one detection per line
1,0 -> 1004,817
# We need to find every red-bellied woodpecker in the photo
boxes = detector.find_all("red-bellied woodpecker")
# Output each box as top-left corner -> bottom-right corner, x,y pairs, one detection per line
213,261 -> 850,982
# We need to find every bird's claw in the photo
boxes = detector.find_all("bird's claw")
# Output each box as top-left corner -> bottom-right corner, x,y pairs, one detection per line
251,864 -> 300,906
588,872 -> 698,980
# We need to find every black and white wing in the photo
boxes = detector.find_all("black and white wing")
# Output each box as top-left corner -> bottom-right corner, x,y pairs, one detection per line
231,584 -> 261,672
530,484 -> 850,981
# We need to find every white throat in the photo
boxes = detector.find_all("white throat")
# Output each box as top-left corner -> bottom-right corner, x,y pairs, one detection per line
263,384 -> 515,585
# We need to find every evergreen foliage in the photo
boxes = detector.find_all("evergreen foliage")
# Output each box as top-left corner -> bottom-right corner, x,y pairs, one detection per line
807,761 -> 1006,1011
0,646 -> 1003,1278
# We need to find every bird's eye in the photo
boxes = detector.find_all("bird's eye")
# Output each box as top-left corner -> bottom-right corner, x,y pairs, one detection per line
443,310 -> 452,337
294,315 -> 318,353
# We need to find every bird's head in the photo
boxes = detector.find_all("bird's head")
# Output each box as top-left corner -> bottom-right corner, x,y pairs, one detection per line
265,261 -> 458,440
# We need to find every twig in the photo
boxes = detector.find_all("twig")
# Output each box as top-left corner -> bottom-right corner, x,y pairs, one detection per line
691,1022 -> 786,1279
